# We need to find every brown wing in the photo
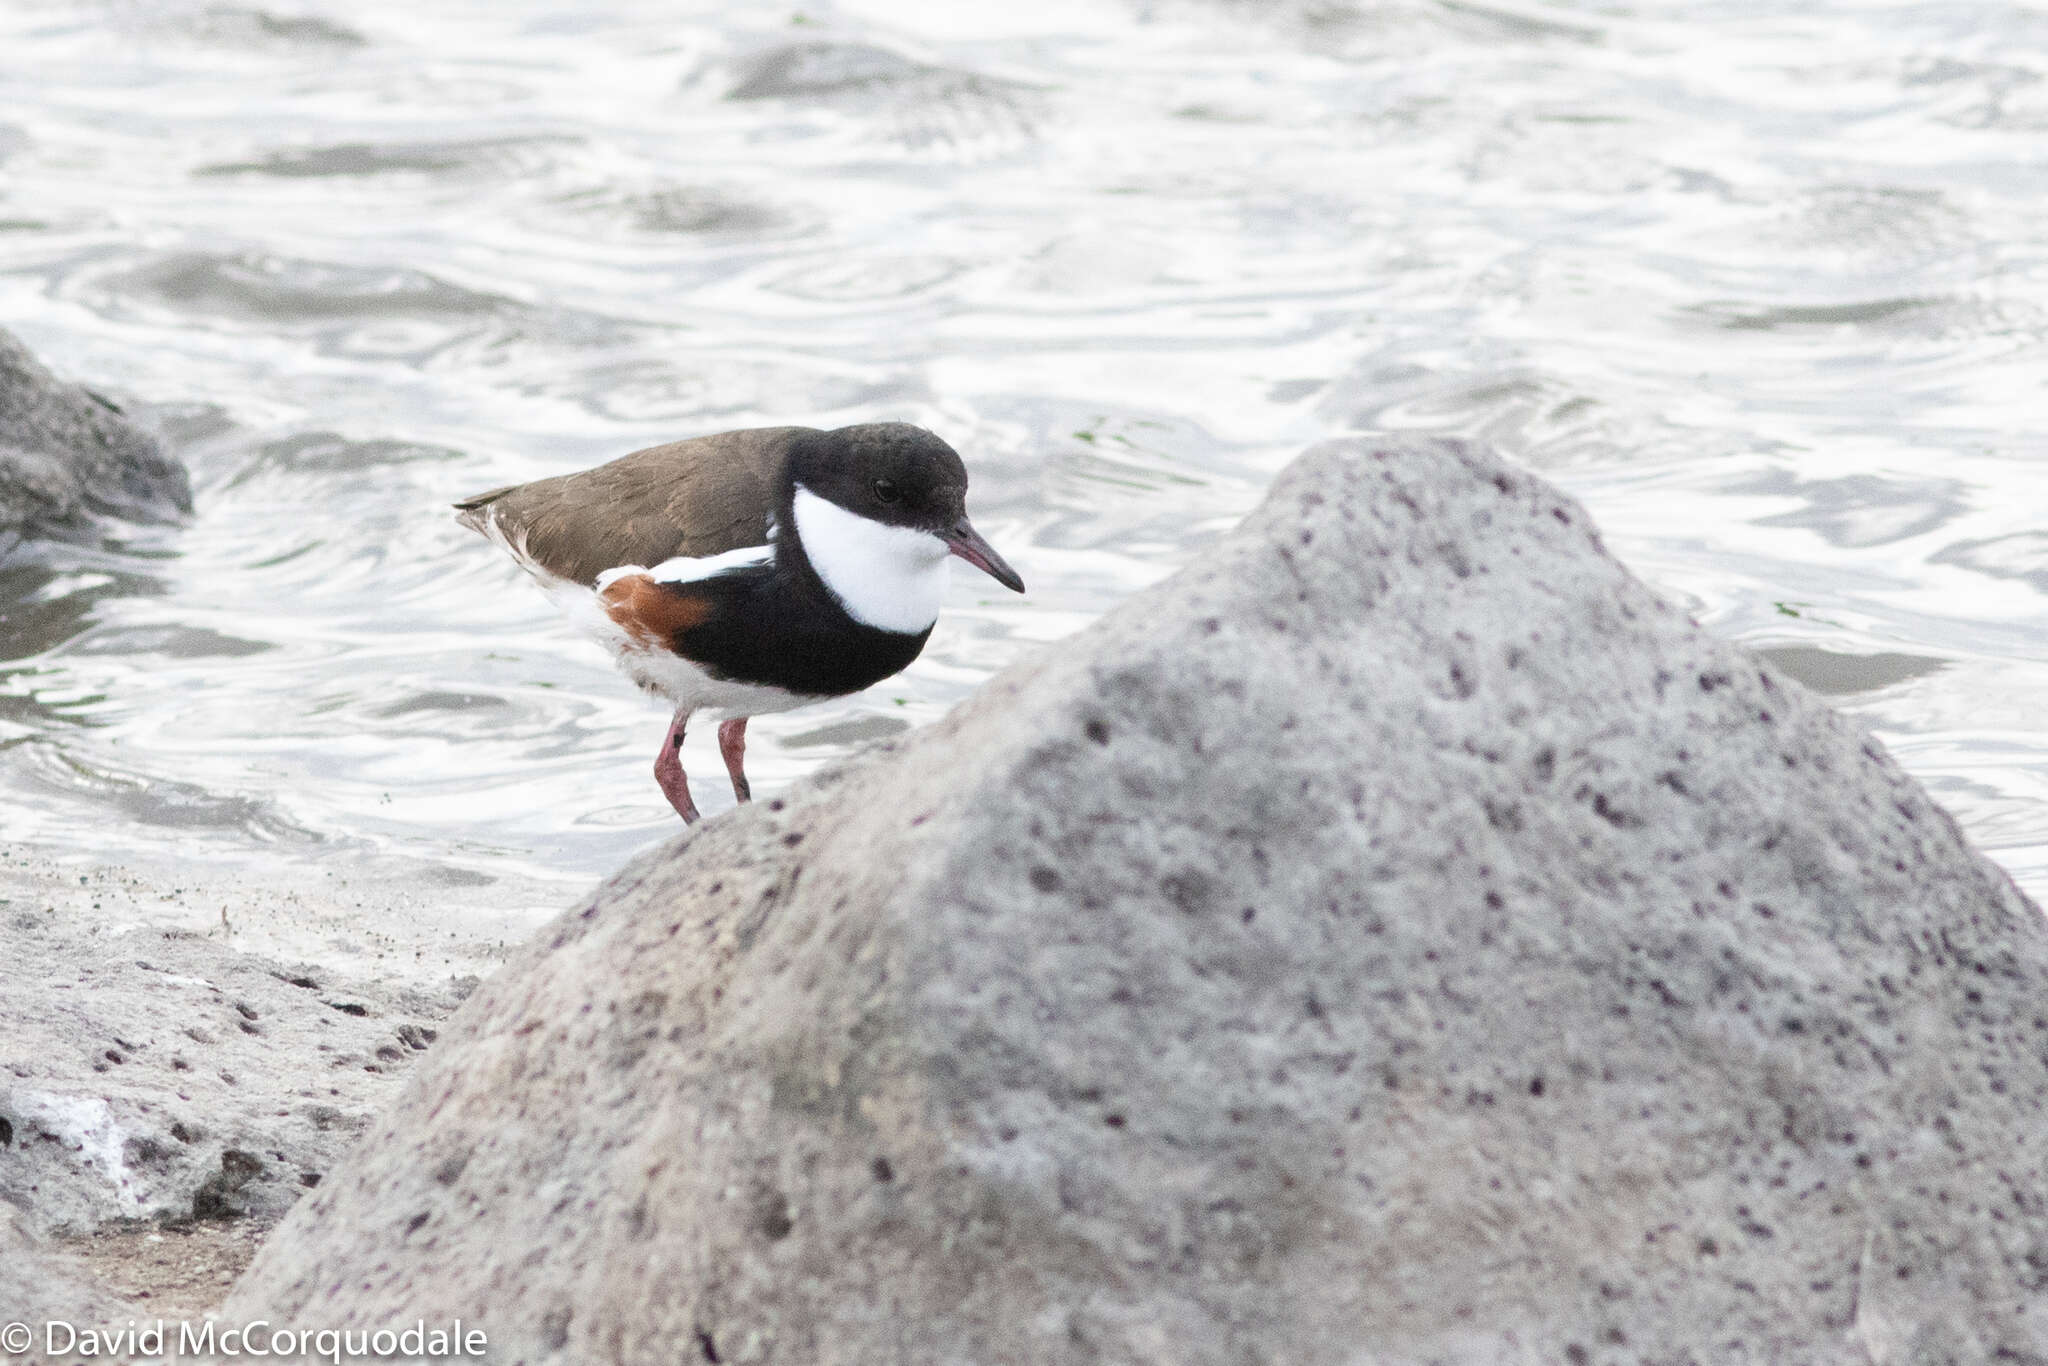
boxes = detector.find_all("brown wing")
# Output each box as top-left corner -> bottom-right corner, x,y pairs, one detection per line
454,425 -> 808,584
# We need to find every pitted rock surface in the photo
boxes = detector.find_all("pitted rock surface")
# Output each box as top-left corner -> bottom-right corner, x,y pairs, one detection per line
0,908 -> 468,1238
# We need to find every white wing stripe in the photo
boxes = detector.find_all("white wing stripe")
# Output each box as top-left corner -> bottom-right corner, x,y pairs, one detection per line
650,544 -> 774,583
593,544 -> 774,589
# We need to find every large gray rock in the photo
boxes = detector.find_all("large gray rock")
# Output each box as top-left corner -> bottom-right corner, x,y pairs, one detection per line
0,906 -> 469,1238
0,326 -> 191,538
226,437 -> 2048,1362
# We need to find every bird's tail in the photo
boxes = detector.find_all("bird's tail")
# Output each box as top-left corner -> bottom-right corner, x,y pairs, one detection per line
452,485 -> 513,535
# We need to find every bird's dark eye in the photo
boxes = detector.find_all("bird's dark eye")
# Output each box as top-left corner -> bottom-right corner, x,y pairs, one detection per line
873,478 -> 901,504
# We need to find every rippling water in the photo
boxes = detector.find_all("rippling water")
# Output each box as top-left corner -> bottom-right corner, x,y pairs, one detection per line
4,0 -> 2047,915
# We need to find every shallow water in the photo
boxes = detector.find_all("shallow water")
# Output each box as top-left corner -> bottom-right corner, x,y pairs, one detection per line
3,0 -> 2047,914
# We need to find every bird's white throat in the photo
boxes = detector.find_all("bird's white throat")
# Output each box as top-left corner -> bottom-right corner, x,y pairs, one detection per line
792,486 -> 950,634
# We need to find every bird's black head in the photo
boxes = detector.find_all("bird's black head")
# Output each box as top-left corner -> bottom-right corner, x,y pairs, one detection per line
785,422 -> 1024,593
787,422 -> 970,533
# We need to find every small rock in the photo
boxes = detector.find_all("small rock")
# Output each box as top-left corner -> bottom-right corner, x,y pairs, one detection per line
0,325 -> 191,539
0,1206 -> 126,1325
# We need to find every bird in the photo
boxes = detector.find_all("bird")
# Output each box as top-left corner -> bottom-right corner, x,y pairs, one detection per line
454,422 -> 1024,823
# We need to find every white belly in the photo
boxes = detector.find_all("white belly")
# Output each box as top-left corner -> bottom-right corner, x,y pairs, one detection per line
615,641 -> 816,719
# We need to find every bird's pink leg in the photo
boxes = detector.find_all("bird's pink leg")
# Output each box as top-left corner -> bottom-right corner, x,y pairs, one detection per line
718,717 -> 751,804
654,709 -> 700,823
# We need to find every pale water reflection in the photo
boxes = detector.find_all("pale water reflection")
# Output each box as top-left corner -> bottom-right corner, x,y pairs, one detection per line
1,0 -> 2045,919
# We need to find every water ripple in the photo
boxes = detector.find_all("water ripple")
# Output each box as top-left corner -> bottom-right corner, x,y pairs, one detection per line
726,40 -> 1042,156
0,0 -> 2045,907
197,136 -> 581,182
